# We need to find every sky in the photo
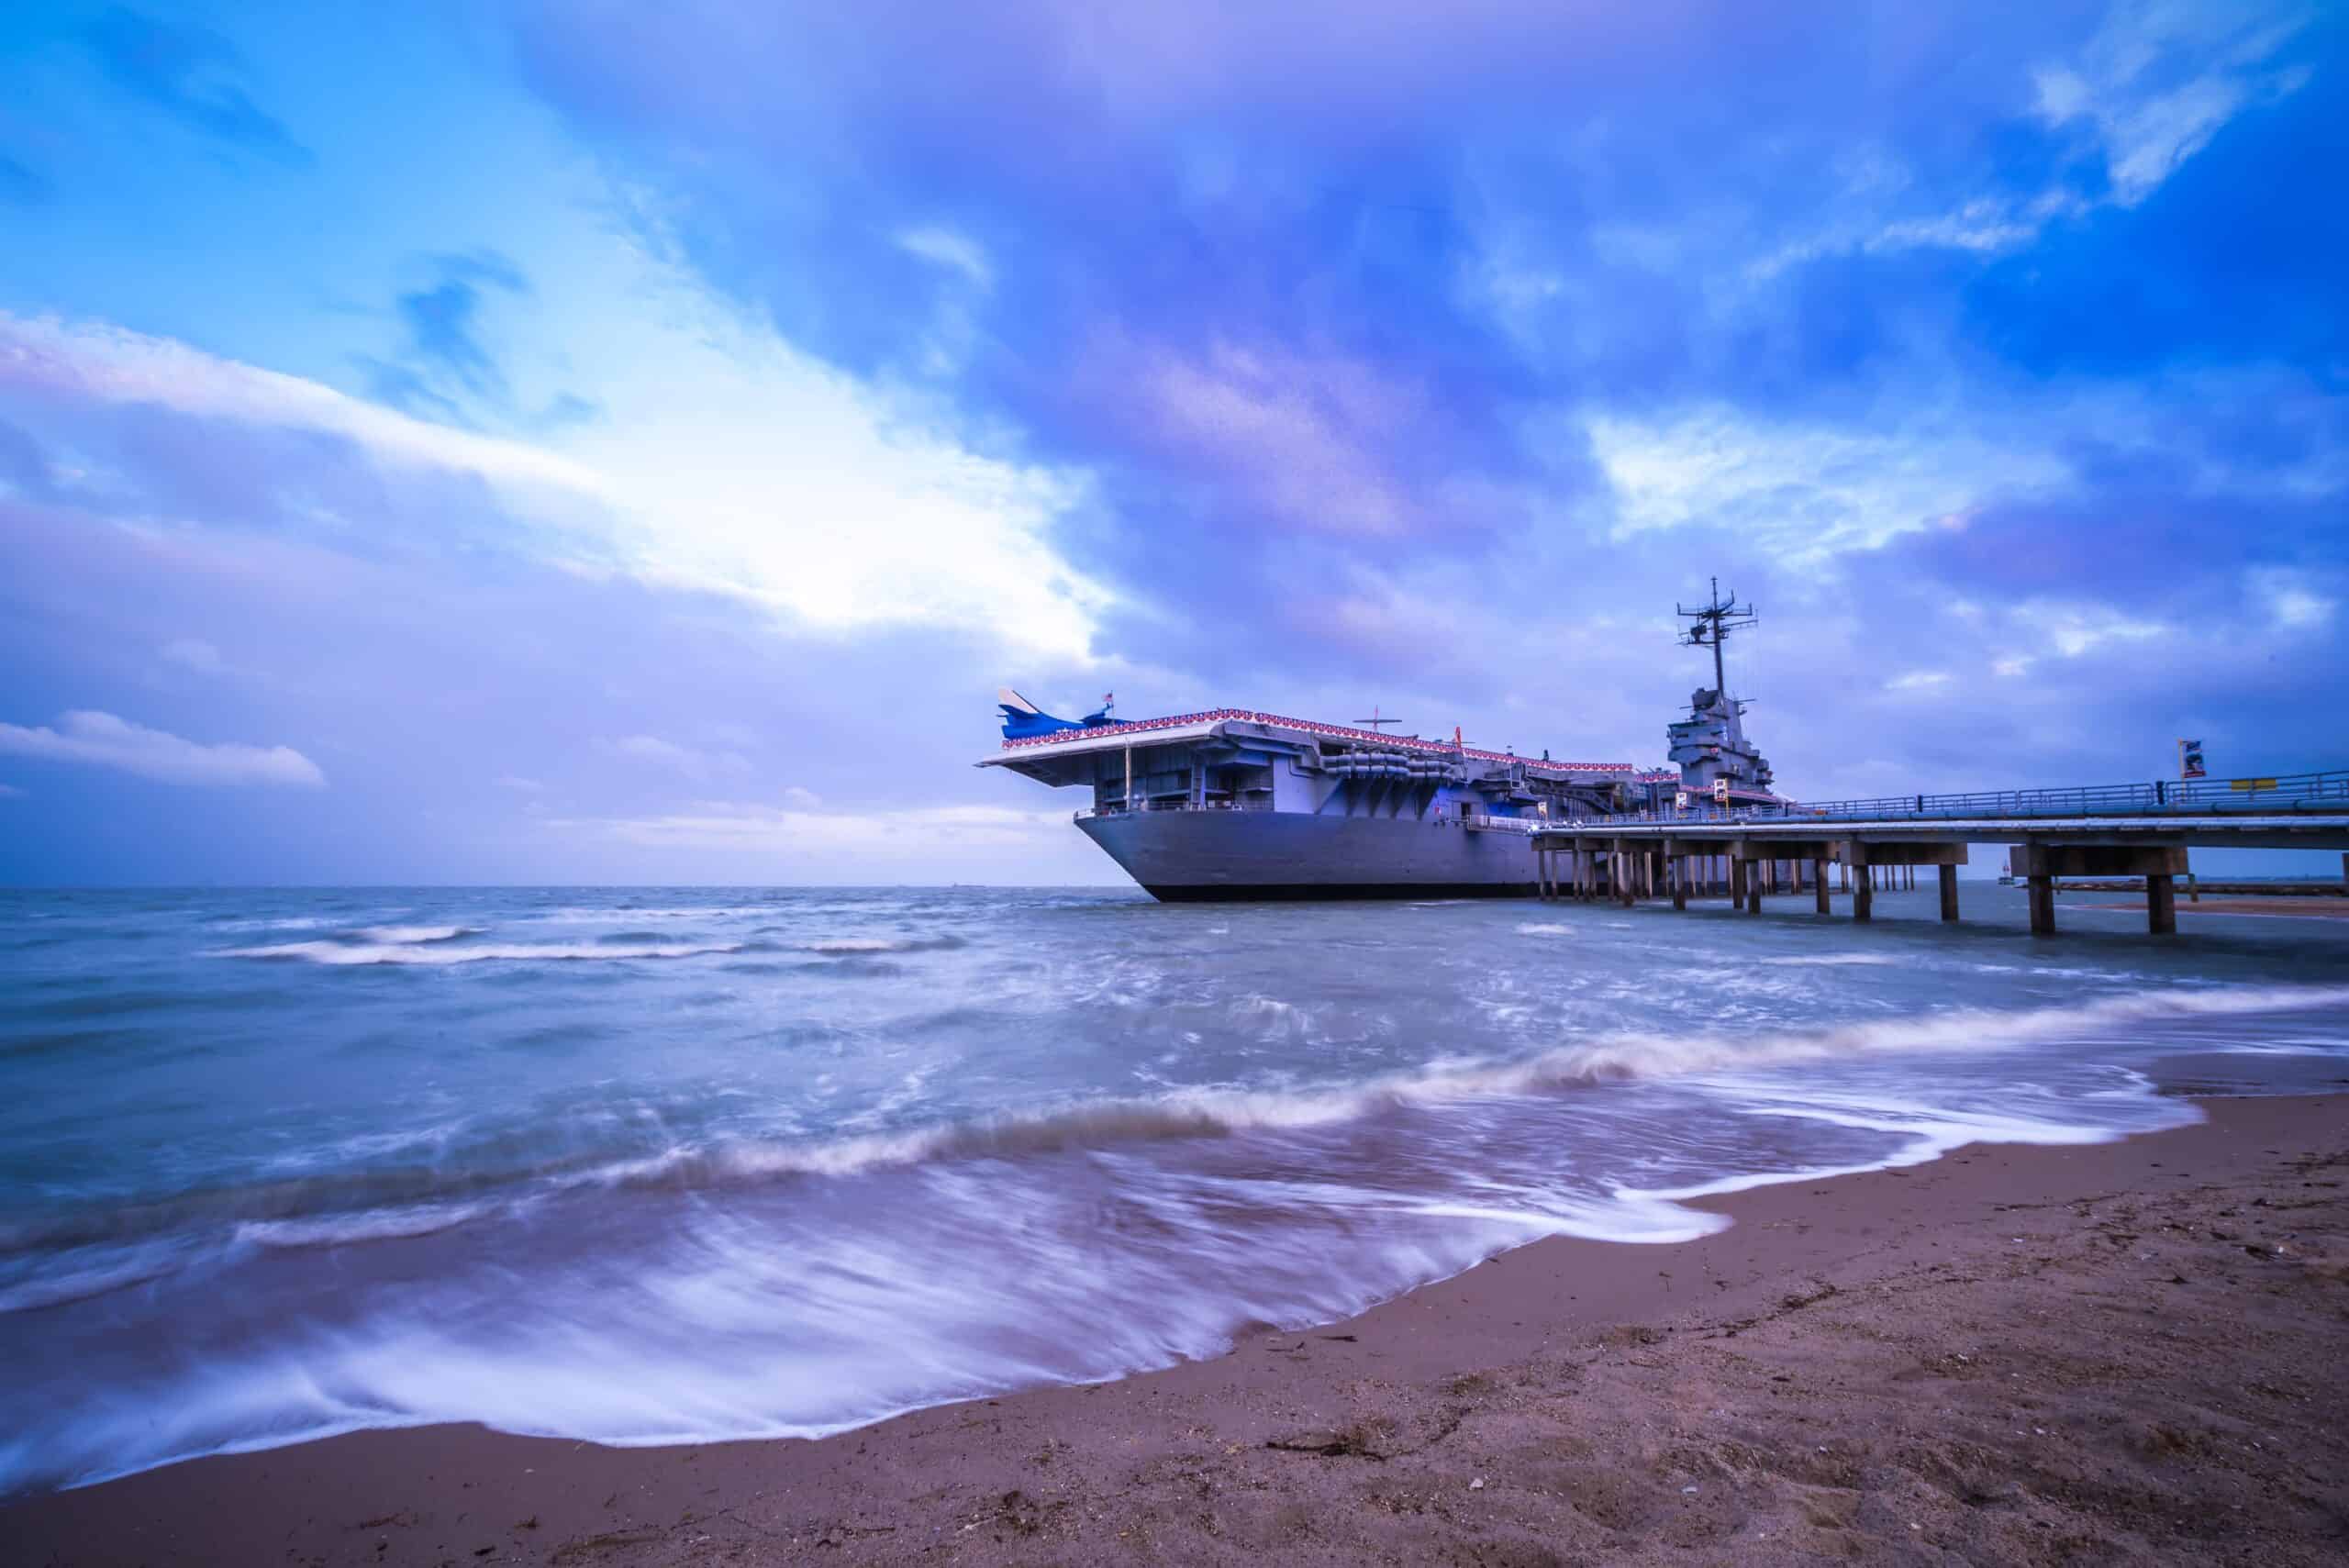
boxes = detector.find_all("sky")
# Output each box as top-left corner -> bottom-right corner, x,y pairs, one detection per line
0,0 -> 2342,884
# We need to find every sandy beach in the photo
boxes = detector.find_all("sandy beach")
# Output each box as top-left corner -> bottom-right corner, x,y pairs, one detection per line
10,1087 -> 2343,1567
2079,897 -> 2349,921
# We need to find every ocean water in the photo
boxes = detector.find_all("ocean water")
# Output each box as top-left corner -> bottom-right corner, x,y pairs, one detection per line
4,884 -> 2347,1495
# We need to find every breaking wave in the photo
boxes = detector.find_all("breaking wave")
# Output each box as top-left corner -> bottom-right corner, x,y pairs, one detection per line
10,871 -> 2349,1502
17,980 -> 2336,1261
667,980 -> 2349,1182
217,940 -> 744,966
1758,953 -> 1899,967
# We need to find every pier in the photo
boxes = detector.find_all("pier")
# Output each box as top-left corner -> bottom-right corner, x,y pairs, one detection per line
1530,770 -> 2349,937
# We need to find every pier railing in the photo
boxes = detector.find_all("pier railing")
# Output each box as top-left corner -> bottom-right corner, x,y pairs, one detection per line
1560,768 -> 2349,829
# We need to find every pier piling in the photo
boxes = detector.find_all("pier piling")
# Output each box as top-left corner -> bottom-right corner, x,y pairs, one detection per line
2015,843 -> 2188,937
2028,873 -> 2055,935
1938,863 -> 1959,922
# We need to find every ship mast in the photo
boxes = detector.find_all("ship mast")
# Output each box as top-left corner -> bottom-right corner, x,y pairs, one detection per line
1675,576 -> 1757,699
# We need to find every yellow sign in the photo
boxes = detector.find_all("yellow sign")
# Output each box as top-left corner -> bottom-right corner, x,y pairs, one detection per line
2230,778 -> 2277,791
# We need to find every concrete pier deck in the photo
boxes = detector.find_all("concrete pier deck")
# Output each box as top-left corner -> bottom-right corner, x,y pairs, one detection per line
1530,770 -> 2349,938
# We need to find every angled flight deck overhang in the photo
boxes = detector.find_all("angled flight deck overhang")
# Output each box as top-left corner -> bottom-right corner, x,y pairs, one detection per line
976,707 -> 1637,786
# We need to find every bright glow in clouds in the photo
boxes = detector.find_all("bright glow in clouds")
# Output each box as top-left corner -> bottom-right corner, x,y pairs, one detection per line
0,711 -> 326,786
557,268 -> 1110,661
0,290 -> 1110,662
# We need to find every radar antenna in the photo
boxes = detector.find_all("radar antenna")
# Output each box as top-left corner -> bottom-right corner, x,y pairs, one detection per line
1676,576 -> 1757,698
1353,706 -> 1402,731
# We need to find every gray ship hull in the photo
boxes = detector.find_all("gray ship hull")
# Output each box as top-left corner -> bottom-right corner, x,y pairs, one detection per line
1077,810 -> 1538,901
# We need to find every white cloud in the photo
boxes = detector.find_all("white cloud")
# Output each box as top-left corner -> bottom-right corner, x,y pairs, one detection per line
2032,2 -> 2311,206
0,312 -> 599,495
2247,566 -> 2335,630
549,800 -> 1061,855
1733,6 -> 2310,283
1586,405 -> 2066,554
539,253 -> 1112,661
2,282 -> 1113,662
1886,670 -> 1952,692
780,785 -> 822,809
0,711 -> 325,786
0,783 -> 23,798
2010,602 -> 2168,659
159,638 -> 225,674
2031,64 -> 2093,124
896,227 -> 994,287
605,734 -> 752,783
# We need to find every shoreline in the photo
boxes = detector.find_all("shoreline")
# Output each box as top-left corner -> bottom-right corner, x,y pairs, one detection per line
11,1089 -> 2346,1565
2077,896 -> 2349,920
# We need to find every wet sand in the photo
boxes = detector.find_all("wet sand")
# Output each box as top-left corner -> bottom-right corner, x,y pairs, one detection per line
11,1092 -> 2348,1566
2079,896 -> 2349,919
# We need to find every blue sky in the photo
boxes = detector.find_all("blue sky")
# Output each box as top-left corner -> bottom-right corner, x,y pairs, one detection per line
1,0 -> 2342,884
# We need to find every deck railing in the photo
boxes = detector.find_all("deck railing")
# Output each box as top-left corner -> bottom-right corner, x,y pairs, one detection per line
1554,769 -> 2349,829
1074,799 -> 1278,821
1074,801 -> 1553,828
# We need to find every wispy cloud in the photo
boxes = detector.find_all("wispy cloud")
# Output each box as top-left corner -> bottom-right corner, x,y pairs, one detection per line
2032,1 -> 2312,206
2244,566 -> 2336,631
159,638 -> 225,674
0,311 -> 602,495
363,250 -> 534,419
81,6 -> 309,164
604,734 -> 752,784
549,800 -> 1062,856
1586,405 -> 2067,555
0,153 -> 51,206
896,227 -> 993,287
0,711 -> 325,786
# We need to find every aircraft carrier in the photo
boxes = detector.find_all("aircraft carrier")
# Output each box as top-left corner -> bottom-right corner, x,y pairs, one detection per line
979,584 -> 1777,901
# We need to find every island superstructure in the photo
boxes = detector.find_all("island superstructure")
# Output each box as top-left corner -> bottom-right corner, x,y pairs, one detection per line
980,587 -> 1778,900
1666,579 -> 1775,800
